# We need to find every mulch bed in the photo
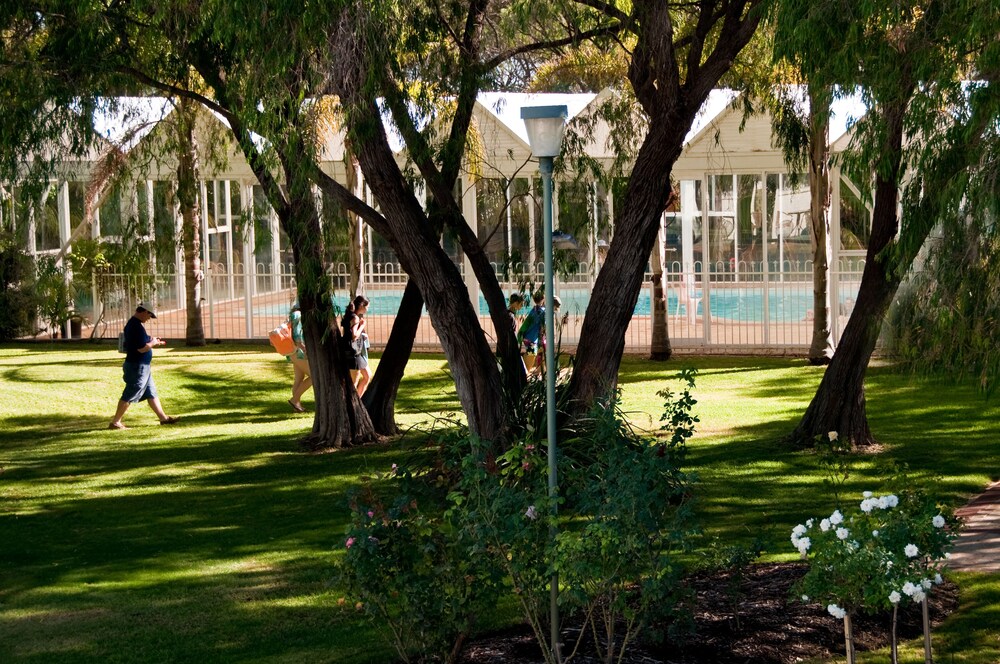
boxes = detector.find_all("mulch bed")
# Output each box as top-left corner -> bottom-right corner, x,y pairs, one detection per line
458,563 -> 959,664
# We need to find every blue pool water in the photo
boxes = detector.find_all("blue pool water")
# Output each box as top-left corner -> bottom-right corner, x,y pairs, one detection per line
251,287 -> 829,323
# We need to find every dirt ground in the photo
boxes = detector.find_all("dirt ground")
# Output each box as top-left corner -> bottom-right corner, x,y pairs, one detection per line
457,563 -> 958,664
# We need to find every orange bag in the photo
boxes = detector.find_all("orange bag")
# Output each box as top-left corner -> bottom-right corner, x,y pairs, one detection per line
269,322 -> 295,356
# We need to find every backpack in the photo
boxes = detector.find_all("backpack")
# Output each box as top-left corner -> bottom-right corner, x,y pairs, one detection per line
269,321 -> 295,356
117,332 -> 127,354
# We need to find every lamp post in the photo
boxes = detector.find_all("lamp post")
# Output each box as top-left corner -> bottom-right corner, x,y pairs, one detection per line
521,104 -> 568,662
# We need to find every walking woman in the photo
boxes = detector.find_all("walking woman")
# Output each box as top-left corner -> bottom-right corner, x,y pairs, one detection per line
341,295 -> 371,396
287,301 -> 312,413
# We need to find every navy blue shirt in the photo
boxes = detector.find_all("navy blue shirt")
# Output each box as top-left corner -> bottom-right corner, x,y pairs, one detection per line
123,316 -> 153,365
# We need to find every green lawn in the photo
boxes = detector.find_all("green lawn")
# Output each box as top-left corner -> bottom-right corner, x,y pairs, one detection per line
1,344 -> 998,663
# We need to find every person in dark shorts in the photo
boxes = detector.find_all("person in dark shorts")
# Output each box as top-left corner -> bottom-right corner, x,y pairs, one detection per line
108,304 -> 179,430
341,295 -> 371,396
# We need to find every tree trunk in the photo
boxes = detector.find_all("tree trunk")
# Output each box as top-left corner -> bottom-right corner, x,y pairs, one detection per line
175,98 -> 206,347
843,614 -> 856,664
807,84 -> 833,365
280,154 -> 376,450
649,223 -> 672,361
363,279 -> 423,435
792,100 -> 907,447
338,93 -> 508,442
569,121 -> 683,408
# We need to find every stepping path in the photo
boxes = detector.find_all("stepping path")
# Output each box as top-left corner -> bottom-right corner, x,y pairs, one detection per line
949,481 -> 1000,573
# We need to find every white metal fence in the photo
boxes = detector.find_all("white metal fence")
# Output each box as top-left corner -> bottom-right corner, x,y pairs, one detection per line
87,259 -> 865,353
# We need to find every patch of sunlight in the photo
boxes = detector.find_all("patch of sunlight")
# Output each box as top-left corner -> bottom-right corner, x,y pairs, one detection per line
39,558 -> 290,593
239,594 -> 331,610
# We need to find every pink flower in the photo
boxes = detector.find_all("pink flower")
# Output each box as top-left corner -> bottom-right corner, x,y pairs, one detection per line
346,537 -> 356,549
367,510 -> 375,518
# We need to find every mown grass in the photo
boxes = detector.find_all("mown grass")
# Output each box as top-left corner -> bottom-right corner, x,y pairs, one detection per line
1,344 -> 998,663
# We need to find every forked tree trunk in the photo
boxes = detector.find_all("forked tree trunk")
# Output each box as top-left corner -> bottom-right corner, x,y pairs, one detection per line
233,140 -> 375,448
807,84 -> 833,365
570,121 -> 684,407
566,0 -> 761,412
363,280 -> 423,435
649,223 -> 672,361
793,100 -> 907,447
175,98 -> 206,347
338,95 -> 507,442
280,157 -> 376,450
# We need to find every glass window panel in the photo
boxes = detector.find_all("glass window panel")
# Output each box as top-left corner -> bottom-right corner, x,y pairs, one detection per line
555,179 -> 591,262
476,178 -> 508,265
320,189 -> 351,266
765,173 -> 812,274
663,179 -> 702,274
36,186 -> 61,251
68,182 -> 86,235
98,187 -> 124,237
736,174 -> 763,272
152,181 -> 176,269
839,177 -> 871,250
13,187 -> 31,245
252,185 -> 274,269
0,189 -> 11,233
508,178 -> 532,271
205,181 -> 217,229
707,175 -> 736,278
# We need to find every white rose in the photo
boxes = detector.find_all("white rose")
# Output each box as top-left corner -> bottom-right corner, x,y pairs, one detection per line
877,496 -> 889,509
827,604 -> 846,619
830,510 -> 844,526
886,494 -> 899,507
797,537 -> 811,554
860,499 -> 874,513
934,573 -> 944,585
872,530 -> 880,537
912,589 -> 926,603
805,518 -> 814,528
836,527 -> 850,540
905,544 -> 919,558
820,518 -> 831,532
922,578 -> 933,590
793,524 -> 808,537
802,594 -> 810,601
889,591 -> 901,604
932,514 -> 946,528
863,491 -> 873,498
902,581 -> 917,596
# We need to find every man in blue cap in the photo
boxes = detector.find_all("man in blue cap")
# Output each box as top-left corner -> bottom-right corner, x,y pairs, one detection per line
108,304 -> 179,429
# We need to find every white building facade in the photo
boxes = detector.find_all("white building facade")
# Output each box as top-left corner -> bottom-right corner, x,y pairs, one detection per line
2,91 -> 870,352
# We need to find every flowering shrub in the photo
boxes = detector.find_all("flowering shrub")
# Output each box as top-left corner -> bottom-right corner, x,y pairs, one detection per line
339,371 -> 700,664
792,479 -> 958,618
339,466 -> 503,664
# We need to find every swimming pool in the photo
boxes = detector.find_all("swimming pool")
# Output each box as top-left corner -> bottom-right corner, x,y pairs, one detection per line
250,286 -> 841,323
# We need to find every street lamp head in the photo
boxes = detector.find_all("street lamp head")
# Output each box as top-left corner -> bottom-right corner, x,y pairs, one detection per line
520,105 -> 569,158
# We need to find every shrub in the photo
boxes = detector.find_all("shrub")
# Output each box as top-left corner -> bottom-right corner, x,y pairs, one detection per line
791,454 -> 958,663
339,371 -> 701,664
339,464 -> 502,664
0,231 -> 39,340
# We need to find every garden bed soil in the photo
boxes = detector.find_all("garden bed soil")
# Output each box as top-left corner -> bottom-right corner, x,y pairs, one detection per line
458,562 -> 958,664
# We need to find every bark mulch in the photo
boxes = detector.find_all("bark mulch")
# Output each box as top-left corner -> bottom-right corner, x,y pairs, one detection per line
458,563 -> 958,664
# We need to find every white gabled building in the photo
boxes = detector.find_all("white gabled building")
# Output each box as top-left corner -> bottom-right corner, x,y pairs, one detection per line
2,90 -> 871,351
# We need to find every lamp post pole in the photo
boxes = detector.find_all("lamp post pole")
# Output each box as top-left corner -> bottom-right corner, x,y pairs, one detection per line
540,153 -> 560,662
520,104 -> 568,664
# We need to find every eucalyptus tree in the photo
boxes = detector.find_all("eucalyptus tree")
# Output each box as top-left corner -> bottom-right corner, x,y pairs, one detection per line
320,0 -> 624,440
774,0 -> 1000,445
561,0 -> 766,409
0,8 -> 209,346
